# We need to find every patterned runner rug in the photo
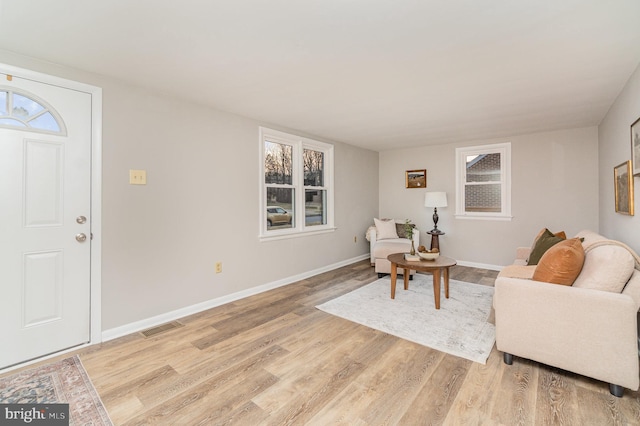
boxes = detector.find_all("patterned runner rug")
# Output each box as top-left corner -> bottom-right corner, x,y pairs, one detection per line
0,355 -> 112,425
316,275 -> 495,364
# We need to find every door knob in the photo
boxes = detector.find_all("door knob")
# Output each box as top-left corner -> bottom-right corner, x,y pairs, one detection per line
75,233 -> 87,242
76,216 -> 87,224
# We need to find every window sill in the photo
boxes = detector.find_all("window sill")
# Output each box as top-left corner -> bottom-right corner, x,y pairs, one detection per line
455,214 -> 513,222
259,226 -> 337,242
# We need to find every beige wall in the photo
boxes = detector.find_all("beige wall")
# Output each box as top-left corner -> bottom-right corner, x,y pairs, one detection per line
379,127 -> 599,268
3,45 -> 631,332
598,64 -> 640,254
0,51 -> 379,331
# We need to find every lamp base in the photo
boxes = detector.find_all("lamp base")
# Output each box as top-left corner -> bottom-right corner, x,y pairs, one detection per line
431,208 -> 441,234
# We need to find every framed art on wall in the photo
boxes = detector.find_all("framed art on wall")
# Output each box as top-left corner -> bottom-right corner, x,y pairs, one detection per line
614,160 -> 634,215
632,117 -> 640,176
405,169 -> 426,188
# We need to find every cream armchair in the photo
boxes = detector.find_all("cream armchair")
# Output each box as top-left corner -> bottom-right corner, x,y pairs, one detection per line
368,219 -> 420,278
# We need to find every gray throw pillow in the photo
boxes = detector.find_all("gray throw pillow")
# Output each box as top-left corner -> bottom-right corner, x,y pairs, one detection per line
527,228 -> 564,265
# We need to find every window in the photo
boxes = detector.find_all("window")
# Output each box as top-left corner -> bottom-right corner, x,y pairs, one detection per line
455,143 -> 511,220
260,127 -> 334,239
0,88 -> 66,135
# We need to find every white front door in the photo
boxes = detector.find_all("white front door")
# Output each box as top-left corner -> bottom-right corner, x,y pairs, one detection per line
0,75 -> 92,369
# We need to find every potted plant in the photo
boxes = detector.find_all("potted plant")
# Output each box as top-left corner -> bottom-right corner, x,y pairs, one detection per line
404,219 -> 416,255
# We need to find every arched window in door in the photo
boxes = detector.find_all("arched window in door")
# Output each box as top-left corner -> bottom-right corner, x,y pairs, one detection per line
0,88 -> 67,135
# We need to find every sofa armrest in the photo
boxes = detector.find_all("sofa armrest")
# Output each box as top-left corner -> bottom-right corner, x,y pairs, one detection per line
369,228 -> 378,264
494,277 -> 639,390
515,246 -> 531,261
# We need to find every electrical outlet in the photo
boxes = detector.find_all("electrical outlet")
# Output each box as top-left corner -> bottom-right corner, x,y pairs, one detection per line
215,262 -> 222,274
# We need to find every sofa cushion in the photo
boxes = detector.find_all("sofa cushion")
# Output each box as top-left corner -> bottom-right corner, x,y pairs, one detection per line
498,264 -> 536,279
575,230 -> 608,246
532,238 -> 585,286
372,239 -> 412,259
573,243 -> 635,293
527,228 -> 565,265
374,218 -> 399,240
622,271 -> 640,311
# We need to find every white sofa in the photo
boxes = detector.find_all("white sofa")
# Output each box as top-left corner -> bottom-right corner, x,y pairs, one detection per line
367,220 -> 420,278
494,230 -> 640,397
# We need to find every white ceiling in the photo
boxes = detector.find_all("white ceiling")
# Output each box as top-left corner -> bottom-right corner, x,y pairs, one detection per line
1,1 -> 639,151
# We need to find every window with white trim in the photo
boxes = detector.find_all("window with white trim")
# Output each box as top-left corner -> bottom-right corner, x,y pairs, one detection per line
455,143 -> 511,220
260,127 -> 334,239
0,88 -> 66,135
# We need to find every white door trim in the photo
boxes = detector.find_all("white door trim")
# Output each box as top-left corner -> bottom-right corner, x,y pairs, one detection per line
0,63 -> 103,361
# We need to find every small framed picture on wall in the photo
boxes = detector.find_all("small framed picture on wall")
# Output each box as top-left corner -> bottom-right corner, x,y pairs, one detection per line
405,169 -> 427,188
614,160 -> 634,215
632,116 -> 640,176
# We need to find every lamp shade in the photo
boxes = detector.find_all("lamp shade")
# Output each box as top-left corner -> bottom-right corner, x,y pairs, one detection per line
424,192 -> 448,208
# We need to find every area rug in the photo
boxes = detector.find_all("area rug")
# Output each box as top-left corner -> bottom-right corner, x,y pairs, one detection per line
316,275 -> 495,364
0,355 -> 113,425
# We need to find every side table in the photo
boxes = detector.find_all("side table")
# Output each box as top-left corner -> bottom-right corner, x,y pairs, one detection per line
427,230 -> 445,251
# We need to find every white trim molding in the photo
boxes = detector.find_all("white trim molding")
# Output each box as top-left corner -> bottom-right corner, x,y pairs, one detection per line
0,63 -> 103,349
259,127 -> 335,241
455,142 -> 512,221
102,253 -> 368,341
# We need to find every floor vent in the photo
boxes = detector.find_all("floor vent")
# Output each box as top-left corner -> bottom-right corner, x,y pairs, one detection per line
140,321 -> 184,338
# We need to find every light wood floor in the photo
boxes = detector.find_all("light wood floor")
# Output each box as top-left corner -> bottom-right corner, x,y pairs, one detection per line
5,261 -> 640,425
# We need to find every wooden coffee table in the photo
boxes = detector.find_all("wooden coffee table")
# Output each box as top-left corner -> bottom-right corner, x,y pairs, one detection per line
387,253 -> 457,309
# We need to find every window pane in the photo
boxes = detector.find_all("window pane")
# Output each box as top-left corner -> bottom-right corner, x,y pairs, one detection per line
305,189 -> 326,226
303,149 -> 324,186
265,141 -> 292,184
465,184 -> 501,212
13,93 -> 45,118
466,153 -> 501,182
28,112 -> 61,132
0,118 -> 27,127
266,188 -> 294,229
0,91 -> 7,115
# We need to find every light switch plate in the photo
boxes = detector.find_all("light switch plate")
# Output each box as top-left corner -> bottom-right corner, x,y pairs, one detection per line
129,169 -> 147,185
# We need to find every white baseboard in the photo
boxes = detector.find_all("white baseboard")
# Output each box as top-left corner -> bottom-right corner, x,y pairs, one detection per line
102,253 -> 370,342
456,260 -> 504,271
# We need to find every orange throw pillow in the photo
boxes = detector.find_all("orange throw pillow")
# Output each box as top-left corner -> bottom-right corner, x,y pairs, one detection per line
532,238 -> 585,286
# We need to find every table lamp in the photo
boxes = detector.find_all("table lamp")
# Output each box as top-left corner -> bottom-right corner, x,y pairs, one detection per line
424,192 -> 447,232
